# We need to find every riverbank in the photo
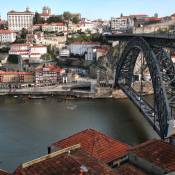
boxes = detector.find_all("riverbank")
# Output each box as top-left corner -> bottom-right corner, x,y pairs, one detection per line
0,88 -> 128,100
0,83 -> 153,100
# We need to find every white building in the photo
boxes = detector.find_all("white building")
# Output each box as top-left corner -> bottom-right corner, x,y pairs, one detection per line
42,23 -> 67,33
69,42 -> 100,56
111,16 -> 134,32
0,30 -> 16,43
9,43 -> 47,63
85,47 -> 108,61
59,49 -> 70,58
40,35 -> 66,49
79,18 -> 97,33
7,7 -> 34,32
67,18 -> 99,34
30,45 -> 47,55
85,47 -> 96,61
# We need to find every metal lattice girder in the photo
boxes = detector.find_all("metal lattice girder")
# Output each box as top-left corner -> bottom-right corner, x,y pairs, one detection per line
115,37 -> 175,139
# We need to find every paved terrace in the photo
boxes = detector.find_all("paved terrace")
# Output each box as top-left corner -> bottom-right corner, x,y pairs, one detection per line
0,80 -> 96,96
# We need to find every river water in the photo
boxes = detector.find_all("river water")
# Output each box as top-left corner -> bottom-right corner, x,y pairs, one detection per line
0,96 -> 158,172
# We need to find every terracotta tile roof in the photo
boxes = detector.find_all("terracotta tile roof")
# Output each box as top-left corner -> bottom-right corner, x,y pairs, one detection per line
14,147 -> 118,175
35,64 -> 65,73
42,22 -> 65,26
51,129 -> 129,164
115,163 -> 149,175
129,139 -> 175,173
0,72 -> 33,75
0,170 -> 11,175
0,30 -> 14,34
145,17 -> 161,21
11,44 -> 30,47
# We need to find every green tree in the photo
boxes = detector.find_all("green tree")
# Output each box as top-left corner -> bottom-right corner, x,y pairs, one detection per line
33,12 -> 44,24
0,23 -> 8,30
41,53 -> 52,61
47,44 -> 52,54
21,28 -> 28,39
47,15 -> 64,23
72,16 -> 80,24
63,11 -> 72,20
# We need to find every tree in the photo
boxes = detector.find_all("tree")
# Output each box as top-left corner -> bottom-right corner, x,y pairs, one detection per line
47,44 -> 52,54
72,16 -> 80,24
63,11 -> 72,20
0,23 -> 8,30
41,53 -> 52,61
56,15 -> 64,22
21,28 -> 28,39
47,15 -> 64,23
33,12 -> 44,24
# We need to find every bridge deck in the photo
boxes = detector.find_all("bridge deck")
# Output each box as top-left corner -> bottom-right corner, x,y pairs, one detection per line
105,34 -> 175,45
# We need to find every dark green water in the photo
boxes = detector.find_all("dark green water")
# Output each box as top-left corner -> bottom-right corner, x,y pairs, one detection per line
0,96 -> 158,172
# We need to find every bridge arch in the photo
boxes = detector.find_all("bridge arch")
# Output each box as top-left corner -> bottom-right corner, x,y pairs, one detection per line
114,37 -> 174,138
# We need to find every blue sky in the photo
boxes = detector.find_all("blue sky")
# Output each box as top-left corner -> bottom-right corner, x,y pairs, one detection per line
0,0 -> 174,20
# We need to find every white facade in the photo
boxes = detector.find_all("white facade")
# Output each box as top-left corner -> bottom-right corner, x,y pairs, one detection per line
85,47 -> 108,61
42,23 -> 67,33
7,8 -> 34,32
59,49 -> 70,57
85,47 -> 96,61
111,17 -> 133,32
69,42 -> 100,56
0,30 -> 16,43
30,46 -> 47,55
40,36 -> 66,49
9,44 -> 47,61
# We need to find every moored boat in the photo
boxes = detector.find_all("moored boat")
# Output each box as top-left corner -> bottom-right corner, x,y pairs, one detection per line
28,95 -> 47,100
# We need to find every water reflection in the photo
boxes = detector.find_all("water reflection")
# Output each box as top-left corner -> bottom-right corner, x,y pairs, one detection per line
0,96 -> 158,172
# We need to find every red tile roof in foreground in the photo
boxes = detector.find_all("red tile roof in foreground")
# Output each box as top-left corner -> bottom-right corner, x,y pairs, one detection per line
51,129 -> 129,164
115,163 -> 149,175
14,147 -> 118,175
129,139 -> 175,173
0,170 -> 11,175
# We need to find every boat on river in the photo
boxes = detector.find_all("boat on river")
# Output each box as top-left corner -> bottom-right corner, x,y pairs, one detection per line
67,104 -> 77,110
28,95 -> 47,100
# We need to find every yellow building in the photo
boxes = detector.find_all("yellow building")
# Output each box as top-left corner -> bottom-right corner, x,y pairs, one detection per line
0,72 -> 34,83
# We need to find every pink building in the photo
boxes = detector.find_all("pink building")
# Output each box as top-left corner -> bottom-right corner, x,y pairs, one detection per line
35,64 -> 65,86
9,44 -> 47,62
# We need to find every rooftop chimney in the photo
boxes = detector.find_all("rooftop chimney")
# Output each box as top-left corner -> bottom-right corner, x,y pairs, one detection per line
80,165 -> 88,175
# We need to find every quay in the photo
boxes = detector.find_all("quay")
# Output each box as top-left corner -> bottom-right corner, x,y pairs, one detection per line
0,80 -> 153,99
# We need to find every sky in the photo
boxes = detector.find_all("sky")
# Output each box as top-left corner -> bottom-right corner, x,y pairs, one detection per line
0,0 -> 175,20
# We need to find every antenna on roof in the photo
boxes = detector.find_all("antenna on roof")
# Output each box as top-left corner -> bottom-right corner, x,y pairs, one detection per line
80,165 -> 88,175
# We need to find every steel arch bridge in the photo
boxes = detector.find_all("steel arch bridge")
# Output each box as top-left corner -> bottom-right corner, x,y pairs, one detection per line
106,34 -> 175,139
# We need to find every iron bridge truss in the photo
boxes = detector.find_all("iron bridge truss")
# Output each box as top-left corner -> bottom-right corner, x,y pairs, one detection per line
113,37 -> 175,139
